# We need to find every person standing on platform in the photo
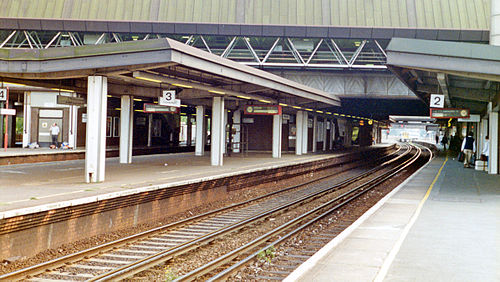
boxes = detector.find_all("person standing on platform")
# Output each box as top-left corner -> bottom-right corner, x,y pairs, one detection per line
482,135 -> 490,162
435,134 -> 439,145
441,135 -> 448,151
50,123 -> 60,148
461,132 -> 476,168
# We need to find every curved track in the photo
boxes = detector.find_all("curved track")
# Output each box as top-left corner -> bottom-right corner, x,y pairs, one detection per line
0,144 -> 421,281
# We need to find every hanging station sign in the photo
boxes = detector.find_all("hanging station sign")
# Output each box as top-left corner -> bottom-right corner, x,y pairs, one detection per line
430,108 -> 469,119
143,103 -> 180,113
243,105 -> 282,115
57,95 -> 86,106
0,88 -> 7,101
159,90 -> 181,107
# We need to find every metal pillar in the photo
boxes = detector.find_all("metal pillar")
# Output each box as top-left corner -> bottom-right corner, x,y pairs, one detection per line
85,76 -> 108,183
68,101 -> 78,149
211,97 -> 224,166
302,112 -> 308,154
322,119 -> 327,151
233,110 -> 241,153
195,105 -> 205,156
120,95 -> 133,164
312,115 -> 317,153
22,91 -> 31,148
329,119 -> 334,150
272,114 -> 282,158
147,113 -> 152,147
296,111 -> 303,155
489,110 -> 498,174
187,114 -> 192,147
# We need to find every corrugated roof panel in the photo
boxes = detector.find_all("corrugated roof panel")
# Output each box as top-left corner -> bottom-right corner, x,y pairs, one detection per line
0,0 -> 491,30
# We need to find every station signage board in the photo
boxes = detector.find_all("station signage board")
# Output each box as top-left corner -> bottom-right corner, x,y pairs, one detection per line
0,108 -> 16,115
143,103 -> 179,113
0,88 -> 7,101
430,108 -> 469,119
57,95 -> 86,106
243,105 -> 282,115
159,90 -> 181,107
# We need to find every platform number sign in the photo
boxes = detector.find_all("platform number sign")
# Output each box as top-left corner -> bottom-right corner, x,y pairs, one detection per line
0,88 -> 7,101
430,94 -> 444,108
159,90 -> 181,107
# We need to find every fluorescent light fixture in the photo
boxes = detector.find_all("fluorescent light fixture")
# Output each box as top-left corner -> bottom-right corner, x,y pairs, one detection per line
133,98 -> 143,101
316,110 -> 324,113
107,95 -> 112,98
292,106 -> 302,109
334,113 -> 339,116
208,90 -> 226,95
181,104 -> 188,107
346,115 -> 352,117
51,88 -> 74,92
115,108 -> 121,110
279,103 -> 289,107
258,99 -> 271,103
237,95 -> 251,99
326,112 -> 332,115
340,114 -> 345,117
135,76 -> 162,83
305,108 -> 314,111
171,83 -> 193,89
134,109 -> 144,112
153,101 -> 158,104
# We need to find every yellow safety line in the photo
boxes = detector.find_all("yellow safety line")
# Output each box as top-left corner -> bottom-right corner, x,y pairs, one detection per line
374,155 -> 448,282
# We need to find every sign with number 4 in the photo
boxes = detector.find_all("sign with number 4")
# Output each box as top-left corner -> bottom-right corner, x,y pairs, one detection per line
0,88 -> 7,101
430,94 -> 444,108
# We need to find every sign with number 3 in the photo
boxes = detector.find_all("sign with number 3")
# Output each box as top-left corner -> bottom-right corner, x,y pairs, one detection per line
430,94 -> 444,108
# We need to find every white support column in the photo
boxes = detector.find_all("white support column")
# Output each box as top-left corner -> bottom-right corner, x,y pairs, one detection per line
489,110 -> 498,174
120,95 -> 133,164
22,91 -> 31,148
302,112 -> 309,154
187,115 -> 192,147
233,110 -> 241,153
195,106 -> 205,156
211,97 -> 225,166
312,115 -> 317,153
329,120 -> 334,150
480,118 -> 488,154
147,113 -> 153,147
296,111 -> 303,155
224,109 -> 228,154
322,119 -> 327,151
68,103 -> 78,149
85,76 -> 107,183
272,114 -> 282,158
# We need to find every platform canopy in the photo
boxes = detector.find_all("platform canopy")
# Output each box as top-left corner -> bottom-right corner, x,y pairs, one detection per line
0,37 -> 339,109
386,38 -> 500,114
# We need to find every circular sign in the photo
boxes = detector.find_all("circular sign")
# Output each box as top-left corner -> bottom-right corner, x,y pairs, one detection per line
460,110 -> 468,117
368,120 -> 373,125
246,106 -> 254,113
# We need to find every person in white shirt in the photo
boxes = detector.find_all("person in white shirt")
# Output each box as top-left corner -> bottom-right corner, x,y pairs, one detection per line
482,136 -> 490,162
49,123 -> 60,148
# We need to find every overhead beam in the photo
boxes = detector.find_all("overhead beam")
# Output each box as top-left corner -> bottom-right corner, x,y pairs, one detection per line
131,71 -> 277,103
437,73 -> 452,107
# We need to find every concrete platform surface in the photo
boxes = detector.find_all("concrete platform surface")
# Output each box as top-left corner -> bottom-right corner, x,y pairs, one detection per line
0,147 -> 371,217
286,155 -> 500,282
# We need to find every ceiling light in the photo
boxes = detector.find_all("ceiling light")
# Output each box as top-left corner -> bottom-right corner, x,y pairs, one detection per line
279,103 -> 289,107
237,95 -> 251,99
209,90 -> 226,95
258,99 -> 271,103
171,83 -> 193,89
292,106 -> 302,109
134,76 -> 162,83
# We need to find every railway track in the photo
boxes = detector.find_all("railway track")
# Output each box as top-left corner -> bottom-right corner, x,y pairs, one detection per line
0,144 -> 415,281
176,143 -> 429,281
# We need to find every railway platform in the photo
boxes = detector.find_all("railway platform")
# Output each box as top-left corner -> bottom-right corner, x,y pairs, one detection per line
286,154 -> 499,281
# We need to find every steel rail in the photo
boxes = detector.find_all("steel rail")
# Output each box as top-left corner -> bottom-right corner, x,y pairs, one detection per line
89,145 -> 413,281
178,144 -> 423,281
